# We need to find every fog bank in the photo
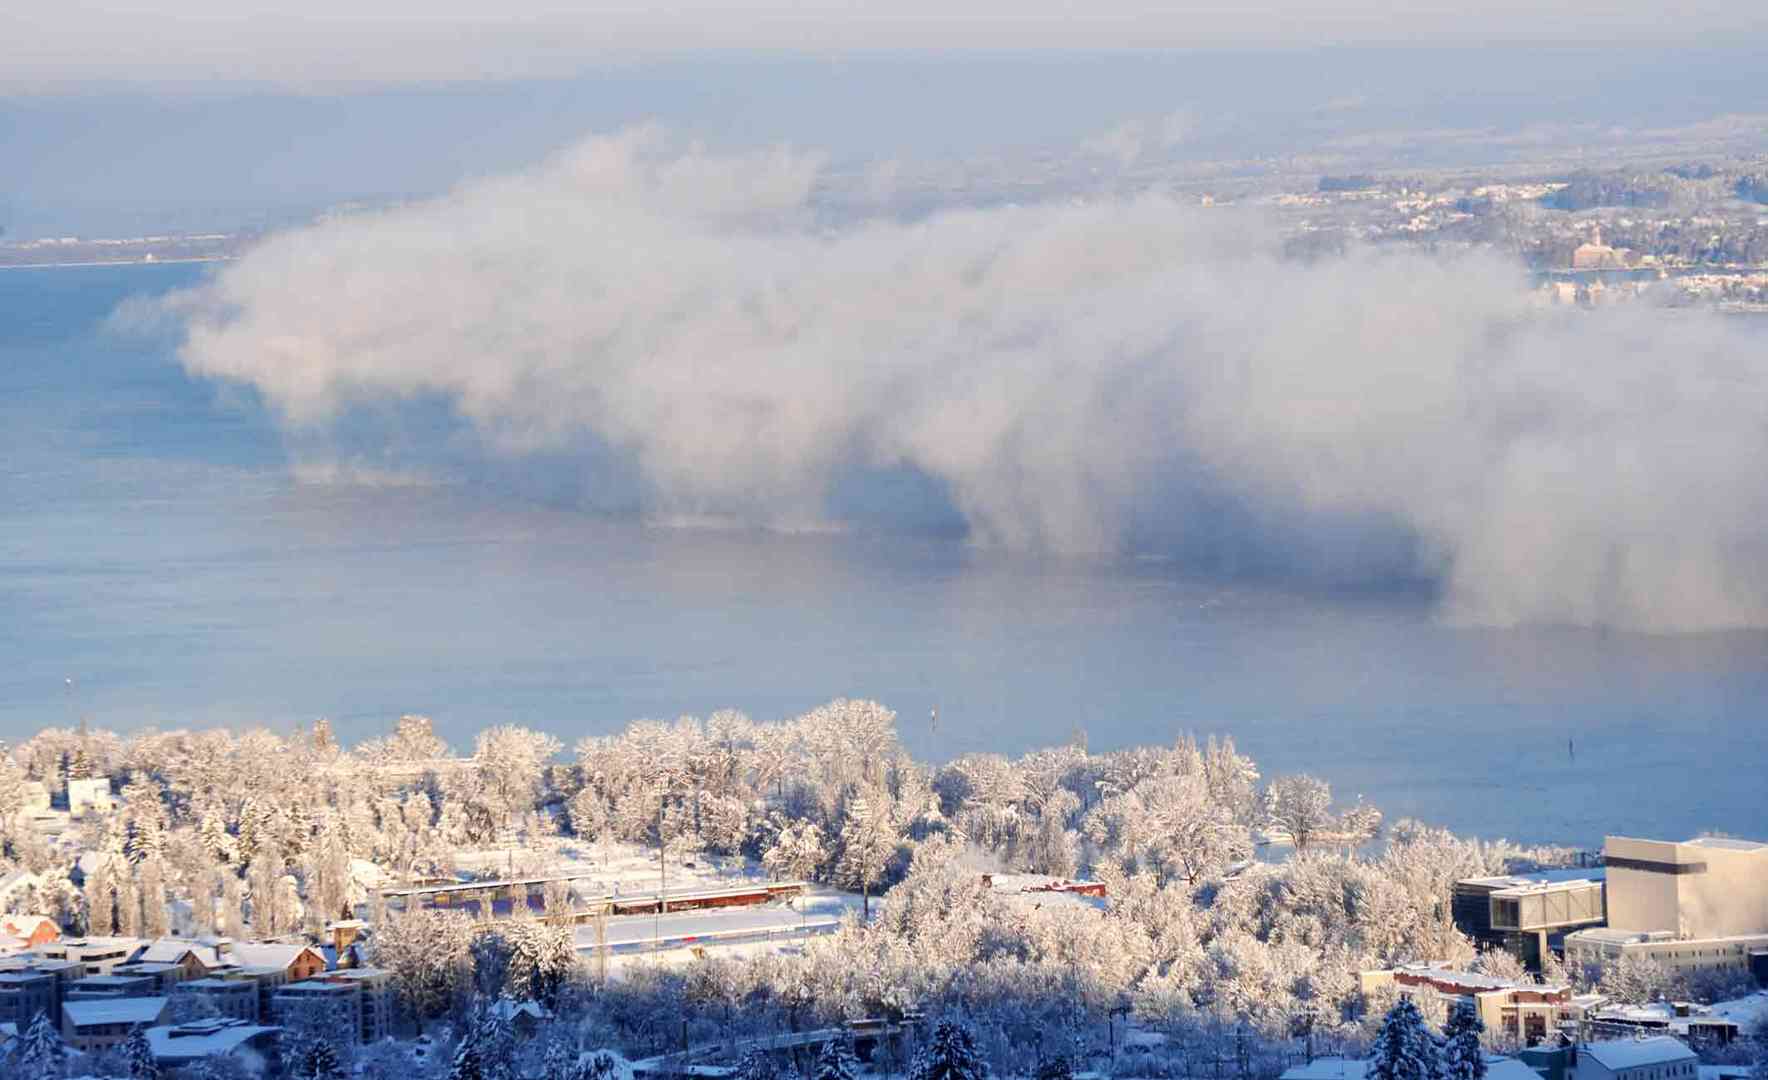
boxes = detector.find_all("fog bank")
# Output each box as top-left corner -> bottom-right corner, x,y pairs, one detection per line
165,129 -> 1768,632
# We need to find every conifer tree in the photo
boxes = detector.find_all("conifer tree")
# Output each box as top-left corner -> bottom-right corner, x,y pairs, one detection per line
1441,999 -> 1487,1080
18,1009 -> 70,1078
815,1037 -> 859,1080
123,1025 -> 162,1080
1368,998 -> 1442,1080
910,1020 -> 989,1080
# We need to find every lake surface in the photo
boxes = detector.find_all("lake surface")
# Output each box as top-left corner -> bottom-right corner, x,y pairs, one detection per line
2,262 -> 1764,847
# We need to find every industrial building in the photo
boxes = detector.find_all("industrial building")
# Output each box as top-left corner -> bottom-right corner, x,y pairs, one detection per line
1565,837 -> 1768,982
1454,869 -> 1606,970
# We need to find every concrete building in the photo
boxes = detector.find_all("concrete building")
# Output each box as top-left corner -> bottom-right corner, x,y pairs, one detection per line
270,978 -> 358,1039
270,968 -> 395,1044
1454,870 -> 1606,970
64,973 -> 161,1001
1283,1056 -> 1544,1080
1565,837 -> 1768,982
146,1018 -> 284,1072
0,970 -> 59,1030
1360,965 -> 1577,1045
1602,838 -> 1768,939
61,995 -> 170,1052
35,936 -> 148,976
1572,1037 -> 1698,1080
174,976 -> 262,1023
110,961 -> 191,993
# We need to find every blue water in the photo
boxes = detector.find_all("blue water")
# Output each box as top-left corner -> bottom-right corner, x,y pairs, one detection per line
2,263 -> 1765,847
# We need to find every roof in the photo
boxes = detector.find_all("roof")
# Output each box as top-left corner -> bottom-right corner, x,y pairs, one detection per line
0,915 -> 57,937
1461,868 -> 1606,889
147,1020 -> 282,1062
228,943 -> 321,970
1684,837 -> 1766,852
62,996 -> 169,1028
137,939 -> 225,967
1580,1037 -> 1697,1070
1284,1057 -> 1541,1080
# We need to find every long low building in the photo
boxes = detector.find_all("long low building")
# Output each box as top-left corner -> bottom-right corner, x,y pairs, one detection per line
147,1018 -> 283,1071
1359,964 -> 1578,1045
62,995 -> 170,1053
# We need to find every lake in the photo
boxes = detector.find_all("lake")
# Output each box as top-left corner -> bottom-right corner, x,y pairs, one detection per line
2,262 -> 1763,846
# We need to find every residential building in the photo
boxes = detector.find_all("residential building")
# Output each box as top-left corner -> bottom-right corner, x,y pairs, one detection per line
1454,870 -> 1606,970
64,973 -> 160,1001
1282,1056 -> 1544,1080
109,961 -> 191,993
0,915 -> 63,949
33,936 -> 145,976
226,942 -> 327,982
1360,964 -> 1576,1045
269,979 -> 358,1039
146,1018 -> 283,1072
270,968 -> 396,1044
0,970 -> 58,1030
220,965 -> 298,1025
174,976 -> 261,1023
61,995 -> 170,1052
1571,1037 -> 1698,1080
66,777 -> 116,817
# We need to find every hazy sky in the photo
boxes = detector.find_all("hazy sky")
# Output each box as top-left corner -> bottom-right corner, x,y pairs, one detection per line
7,1 -> 1768,88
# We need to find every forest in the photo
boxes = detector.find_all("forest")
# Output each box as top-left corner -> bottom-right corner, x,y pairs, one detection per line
1,702 -> 1759,1080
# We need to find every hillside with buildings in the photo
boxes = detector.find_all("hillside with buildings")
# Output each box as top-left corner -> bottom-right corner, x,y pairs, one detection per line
0,710 -> 1763,1080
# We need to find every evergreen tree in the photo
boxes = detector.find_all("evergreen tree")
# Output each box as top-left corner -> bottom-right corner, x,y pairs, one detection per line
815,1038 -> 859,1080
1368,999 -> 1442,1080
1441,999 -> 1486,1080
1035,1056 -> 1073,1080
541,1038 -> 578,1080
450,1039 -> 486,1080
123,1025 -> 162,1080
910,1020 -> 988,1080
739,1049 -> 777,1080
17,1009 -> 70,1078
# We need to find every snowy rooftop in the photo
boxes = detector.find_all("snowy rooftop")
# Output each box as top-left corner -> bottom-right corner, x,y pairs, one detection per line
1580,1037 -> 1697,1070
62,996 -> 169,1027
1684,837 -> 1765,852
1283,1057 -> 1537,1080
1462,868 -> 1605,890
229,943 -> 320,970
148,1019 -> 282,1062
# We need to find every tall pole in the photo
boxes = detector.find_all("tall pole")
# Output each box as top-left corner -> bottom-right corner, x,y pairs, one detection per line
655,791 -> 664,957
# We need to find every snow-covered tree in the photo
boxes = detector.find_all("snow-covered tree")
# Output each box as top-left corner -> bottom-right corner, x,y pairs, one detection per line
738,1049 -> 777,1080
911,1020 -> 989,1080
834,794 -> 897,919
372,909 -> 476,1020
1368,998 -> 1442,1080
1266,775 -> 1334,851
1441,999 -> 1486,1080
472,915 -> 577,1004
17,1009 -> 70,1078
815,1038 -> 859,1080
122,1025 -> 162,1080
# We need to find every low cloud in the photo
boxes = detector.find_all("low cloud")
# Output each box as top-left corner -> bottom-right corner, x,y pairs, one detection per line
166,128 -> 1768,632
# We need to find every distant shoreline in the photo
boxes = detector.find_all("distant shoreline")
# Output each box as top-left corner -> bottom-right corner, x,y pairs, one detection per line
0,256 -> 233,271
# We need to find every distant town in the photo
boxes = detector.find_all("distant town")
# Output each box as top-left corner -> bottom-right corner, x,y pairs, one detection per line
0,709 -> 1762,1079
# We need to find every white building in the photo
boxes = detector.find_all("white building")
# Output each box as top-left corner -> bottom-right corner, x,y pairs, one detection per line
1573,1037 -> 1698,1080
1566,836 -> 1768,980
66,777 -> 115,817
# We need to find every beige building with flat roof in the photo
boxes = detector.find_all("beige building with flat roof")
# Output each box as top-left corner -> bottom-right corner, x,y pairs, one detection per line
1566,836 -> 1768,981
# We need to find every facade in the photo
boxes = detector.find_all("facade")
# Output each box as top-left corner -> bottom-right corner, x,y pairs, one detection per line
61,995 -> 170,1052
221,964 -> 297,1025
1359,965 -> 1575,1045
1565,836 -> 1768,981
270,969 -> 395,1044
0,915 -> 62,949
1454,870 -> 1606,970
0,970 -> 58,1030
64,973 -> 160,1001
33,936 -> 147,976
175,976 -> 262,1023
110,961 -> 191,993
1572,1037 -> 1698,1080
270,979 -> 358,1039
147,1018 -> 284,1071
66,777 -> 116,817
